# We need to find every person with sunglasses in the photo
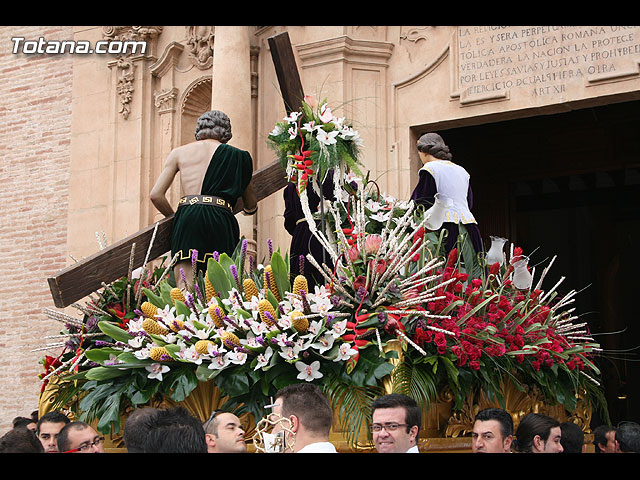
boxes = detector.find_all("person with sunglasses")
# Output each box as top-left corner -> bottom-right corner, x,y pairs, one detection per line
370,393 -> 421,453
203,410 -> 247,453
57,421 -> 105,454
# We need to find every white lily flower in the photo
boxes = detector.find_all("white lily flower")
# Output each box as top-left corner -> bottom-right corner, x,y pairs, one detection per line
133,346 -> 151,360
127,336 -> 144,349
305,319 -> 325,337
273,332 -> 295,348
330,319 -> 348,338
146,363 -> 170,381
316,129 -> 339,146
208,353 -> 231,370
288,124 -> 298,140
254,347 -> 273,370
279,345 -> 300,362
227,350 -> 248,365
295,360 -> 323,381
302,120 -> 319,133
270,124 -> 284,136
178,345 -> 202,364
334,342 -> 358,362
284,111 -> 301,123
311,333 -> 335,353
249,319 -> 273,336
370,211 -> 391,223
310,296 -> 333,315
278,315 -> 293,330
127,318 -> 145,333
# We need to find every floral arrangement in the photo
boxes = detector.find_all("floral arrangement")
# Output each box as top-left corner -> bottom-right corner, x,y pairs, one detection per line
266,95 -> 363,194
37,103 -> 607,446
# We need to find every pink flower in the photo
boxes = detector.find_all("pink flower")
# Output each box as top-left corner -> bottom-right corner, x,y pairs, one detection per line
319,103 -> 333,123
368,258 -> 387,275
304,94 -> 318,108
346,245 -> 360,263
364,234 -> 383,255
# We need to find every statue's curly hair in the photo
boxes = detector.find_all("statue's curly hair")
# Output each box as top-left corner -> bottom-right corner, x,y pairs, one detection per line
194,110 -> 232,143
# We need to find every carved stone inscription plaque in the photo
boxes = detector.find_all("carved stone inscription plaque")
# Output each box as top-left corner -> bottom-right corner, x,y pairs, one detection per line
457,26 -> 640,103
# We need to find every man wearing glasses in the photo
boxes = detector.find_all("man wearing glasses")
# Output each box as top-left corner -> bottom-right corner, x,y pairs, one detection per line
203,410 -> 247,453
57,421 -> 105,453
370,394 -> 421,453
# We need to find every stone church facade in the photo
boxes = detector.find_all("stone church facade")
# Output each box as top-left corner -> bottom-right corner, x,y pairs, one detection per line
1,25 -> 639,432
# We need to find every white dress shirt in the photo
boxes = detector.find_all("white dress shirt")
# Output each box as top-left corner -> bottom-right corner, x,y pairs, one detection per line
297,442 -> 338,453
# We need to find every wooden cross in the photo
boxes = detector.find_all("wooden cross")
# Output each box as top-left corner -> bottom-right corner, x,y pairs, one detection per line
47,32 -> 305,308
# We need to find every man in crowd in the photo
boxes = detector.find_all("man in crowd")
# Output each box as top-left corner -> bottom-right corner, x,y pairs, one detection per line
36,411 -> 70,453
560,421 -> 586,453
270,383 -> 337,453
592,424 -> 617,453
371,393 -> 421,453
142,407 -> 207,453
513,413 -> 563,453
122,407 -> 158,453
203,410 -> 247,453
615,421 -> 640,453
471,407 -> 513,453
57,421 -> 105,453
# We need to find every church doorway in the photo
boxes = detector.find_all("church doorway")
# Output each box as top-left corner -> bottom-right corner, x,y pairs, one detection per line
437,100 -> 640,426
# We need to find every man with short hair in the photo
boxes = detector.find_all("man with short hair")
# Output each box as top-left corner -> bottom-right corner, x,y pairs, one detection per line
471,407 -> 513,453
615,421 -> 640,453
203,410 -> 247,453
592,424 -> 616,453
270,383 -> 336,453
57,421 -> 105,453
560,421 -> 586,453
0,427 -> 44,453
371,393 -> 421,453
36,411 -> 70,453
123,407 -> 158,453
142,407 -> 207,453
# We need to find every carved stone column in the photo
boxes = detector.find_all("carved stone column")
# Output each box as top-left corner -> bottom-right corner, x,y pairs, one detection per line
211,26 -> 256,250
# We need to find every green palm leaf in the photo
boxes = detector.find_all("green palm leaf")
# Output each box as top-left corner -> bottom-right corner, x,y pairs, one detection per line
390,359 -> 438,410
324,375 -> 382,449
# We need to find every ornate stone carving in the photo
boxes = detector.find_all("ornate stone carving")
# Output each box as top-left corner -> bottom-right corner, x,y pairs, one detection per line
400,26 -> 431,44
103,27 -> 163,119
186,26 -> 215,70
114,57 -> 135,120
154,88 -> 178,114
102,26 -> 163,44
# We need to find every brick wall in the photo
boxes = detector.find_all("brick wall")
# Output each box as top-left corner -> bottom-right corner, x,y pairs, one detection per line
0,26 -> 74,433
